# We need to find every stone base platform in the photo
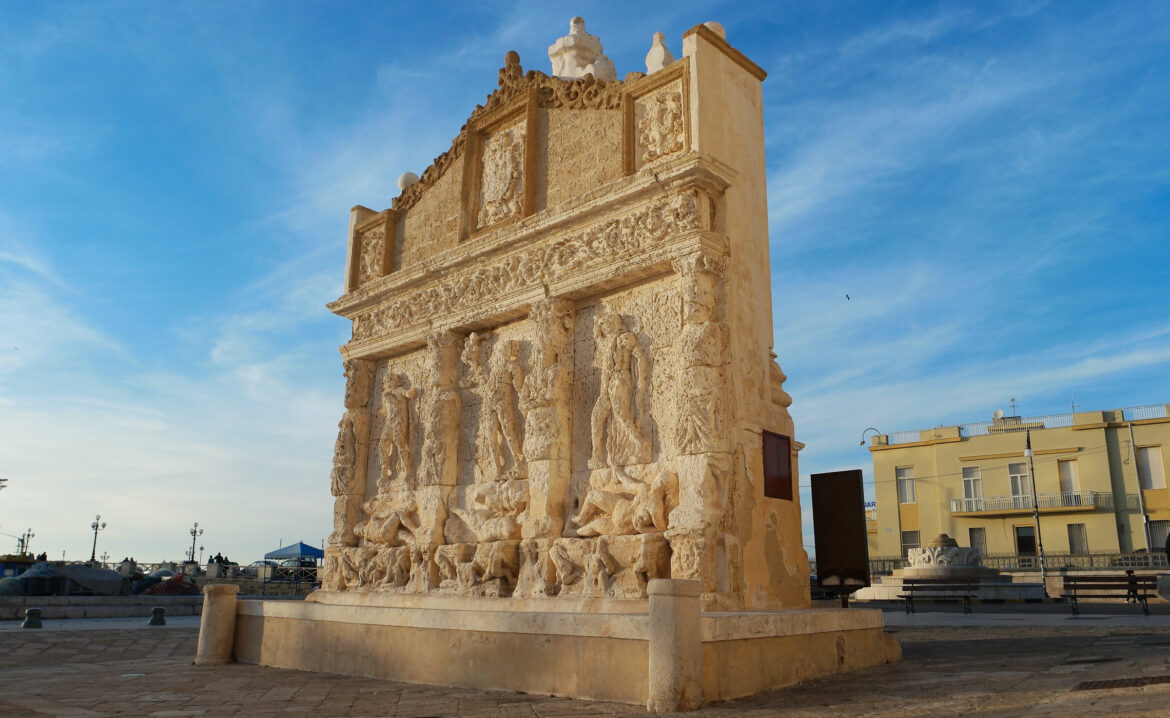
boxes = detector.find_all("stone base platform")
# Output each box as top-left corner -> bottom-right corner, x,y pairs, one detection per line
226,581 -> 895,712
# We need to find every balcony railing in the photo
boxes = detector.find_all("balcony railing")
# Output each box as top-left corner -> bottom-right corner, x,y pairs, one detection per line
861,552 -> 1170,575
881,403 -> 1169,445
949,491 -> 1120,514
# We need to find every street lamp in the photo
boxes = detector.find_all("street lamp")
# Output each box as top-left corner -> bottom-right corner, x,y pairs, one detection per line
859,428 -> 883,447
189,522 -> 204,562
100,551 -> 109,564
199,545 -> 205,564
90,515 -> 107,562
1025,430 -> 1049,597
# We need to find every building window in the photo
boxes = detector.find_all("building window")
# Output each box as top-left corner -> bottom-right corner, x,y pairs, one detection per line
1015,525 -> 1037,555
968,527 -> 987,555
1150,520 -> 1170,552
896,467 -> 916,504
961,467 -> 983,512
900,530 -> 920,557
1009,462 -> 1030,509
1058,459 -> 1081,495
1137,446 -> 1167,490
1067,523 -> 1089,555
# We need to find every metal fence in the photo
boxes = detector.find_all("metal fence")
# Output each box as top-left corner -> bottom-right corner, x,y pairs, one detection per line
1124,404 -> 1169,421
949,492 -> 1142,514
881,403 -> 1169,446
859,551 -> 1170,575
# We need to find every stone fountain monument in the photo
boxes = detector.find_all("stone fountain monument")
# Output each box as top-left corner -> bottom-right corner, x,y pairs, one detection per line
205,19 -> 895,712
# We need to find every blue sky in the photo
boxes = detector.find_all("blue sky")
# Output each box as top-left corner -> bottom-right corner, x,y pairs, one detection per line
1,1 -> 1167,563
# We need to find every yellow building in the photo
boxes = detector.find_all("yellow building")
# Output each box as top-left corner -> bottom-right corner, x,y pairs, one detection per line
868,404 -> 1170,560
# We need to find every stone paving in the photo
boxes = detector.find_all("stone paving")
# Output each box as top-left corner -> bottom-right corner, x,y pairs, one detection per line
3,616 -> 1170,716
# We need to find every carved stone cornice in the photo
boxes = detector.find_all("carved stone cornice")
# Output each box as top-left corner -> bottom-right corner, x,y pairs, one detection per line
393,51 -> 642,214
331,151 -> 734,319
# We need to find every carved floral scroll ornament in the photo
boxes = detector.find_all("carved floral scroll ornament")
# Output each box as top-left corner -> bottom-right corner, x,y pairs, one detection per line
639,88 -> 685,164
478,126 -> 526,228
394,51 -> 634,214
354,191 -> 700,340
907,546 -> 981,568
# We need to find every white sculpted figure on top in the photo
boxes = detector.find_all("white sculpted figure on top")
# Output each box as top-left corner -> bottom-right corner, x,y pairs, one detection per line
588,309 -> 651,469
547,16 -> 617,82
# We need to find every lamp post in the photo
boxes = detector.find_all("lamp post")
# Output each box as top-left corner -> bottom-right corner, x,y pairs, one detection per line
189,522 -> 203,562
100,551 -> 109,565
90,515 -> 107,562
199,545 -> 205,564
1025,430 -> 1048,597
859,427 -> 884,447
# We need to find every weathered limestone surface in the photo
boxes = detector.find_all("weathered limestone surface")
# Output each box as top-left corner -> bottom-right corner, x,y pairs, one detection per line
237,18 -> 893,713
320,23 -> 807,611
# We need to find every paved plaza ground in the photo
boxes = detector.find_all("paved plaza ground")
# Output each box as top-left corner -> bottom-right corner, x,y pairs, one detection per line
3,604 -> 1170,717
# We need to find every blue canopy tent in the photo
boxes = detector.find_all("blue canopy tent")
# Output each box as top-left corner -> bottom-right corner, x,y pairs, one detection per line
264,542 -> 324,561
261,542 -> 323,594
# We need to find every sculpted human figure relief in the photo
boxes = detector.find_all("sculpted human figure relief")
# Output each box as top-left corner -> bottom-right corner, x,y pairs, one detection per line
571,466 -> 677,537
485,340 -> 527,480
329,359 -> 374,547
418,332 -> 461,487
377,372 -> 419,492
589,310 -> 652,469
672,253 -> 728,455
330,359 -> 375,497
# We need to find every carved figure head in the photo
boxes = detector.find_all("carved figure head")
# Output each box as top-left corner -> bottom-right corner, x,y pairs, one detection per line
343,359 -> 373,410
594,309 -> 623,339
382,371 -> 405,395
683,272 -> 717,324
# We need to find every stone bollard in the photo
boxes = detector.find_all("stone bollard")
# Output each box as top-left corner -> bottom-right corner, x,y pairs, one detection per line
149,606 -> 166,625
646,578 -> 702,713
194,584 -> 239,666
22,607 -> 43,629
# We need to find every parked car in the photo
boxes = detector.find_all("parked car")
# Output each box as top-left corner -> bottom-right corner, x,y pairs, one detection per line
275,558 -> 318,581
240,560 -> 277,578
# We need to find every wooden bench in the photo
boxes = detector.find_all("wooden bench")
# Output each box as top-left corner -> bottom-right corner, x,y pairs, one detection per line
1063,574 -> 1157,615
898,578 -> 978,614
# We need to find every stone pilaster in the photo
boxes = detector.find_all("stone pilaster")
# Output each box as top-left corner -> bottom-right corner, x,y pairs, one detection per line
519,298 -> 575,539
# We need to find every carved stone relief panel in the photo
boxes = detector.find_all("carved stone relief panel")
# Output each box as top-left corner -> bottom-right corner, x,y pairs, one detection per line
356,225 -> 385,287
351,190 -> 701,341
418,331 -> 462,488
671,252 -> 730,456
460,330 -> 529,484
366,352 -> 426,497
328,358 -> 375,547
569,278 -> 680,482
477,120 -> 527,231
635,80 -> 685,167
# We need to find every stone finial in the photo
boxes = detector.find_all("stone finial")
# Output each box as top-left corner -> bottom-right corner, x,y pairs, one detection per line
703,21 -> 727,40
397,172 -> 419,192
548,16 -> 617,82
644,32 -> 675,74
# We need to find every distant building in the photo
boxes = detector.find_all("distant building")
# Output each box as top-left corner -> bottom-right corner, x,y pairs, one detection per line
867,404 -> 1170,559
